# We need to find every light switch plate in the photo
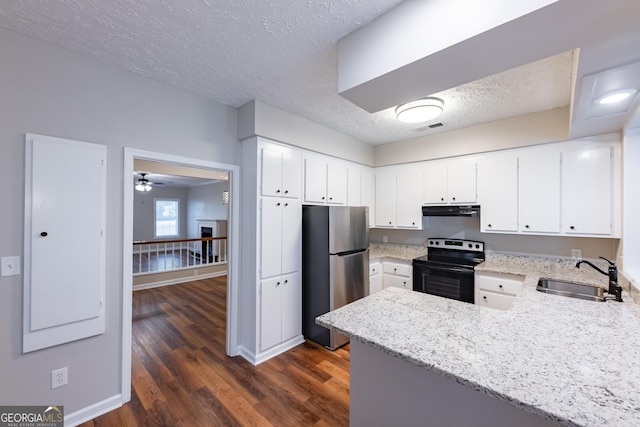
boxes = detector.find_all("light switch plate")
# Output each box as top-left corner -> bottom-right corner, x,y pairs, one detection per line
1,256 -> 21,277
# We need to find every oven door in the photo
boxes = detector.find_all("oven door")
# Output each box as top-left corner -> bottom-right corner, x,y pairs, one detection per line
413,262 -> 475,303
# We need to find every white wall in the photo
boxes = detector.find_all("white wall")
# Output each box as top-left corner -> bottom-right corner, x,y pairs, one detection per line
0,27 -> 239,416
370,218 -> 618,260
375,108 -> 570,166
238,99 -> 375,166
133,186 -> 188,241
186,181 -> 230,238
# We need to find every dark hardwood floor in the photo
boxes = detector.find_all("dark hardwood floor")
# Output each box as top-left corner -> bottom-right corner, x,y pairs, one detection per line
80,276 -> 350,426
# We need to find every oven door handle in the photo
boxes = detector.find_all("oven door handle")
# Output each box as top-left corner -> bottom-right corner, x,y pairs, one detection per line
422,265 -> 474,274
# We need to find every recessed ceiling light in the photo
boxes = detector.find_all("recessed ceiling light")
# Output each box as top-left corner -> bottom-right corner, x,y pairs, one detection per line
594,89 -> 638,105
396,97 -> 444,123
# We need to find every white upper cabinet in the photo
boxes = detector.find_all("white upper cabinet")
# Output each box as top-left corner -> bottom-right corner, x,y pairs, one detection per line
477,154 -> 518,233
423,158 -> 477,205
361,167 -> 376,227
396,166 -> 423,228
563,145 -> 614,236
303,154 -> 347,205
347,166 -> 362,206
261,146 -> 301,198
518,148 -> 561,234
375,166 -> 422,229
375,167 -> 396,227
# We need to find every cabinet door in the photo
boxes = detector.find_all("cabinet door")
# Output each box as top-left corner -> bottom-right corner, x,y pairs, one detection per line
260,276 -> 283,351
563,146 -> 613,235
327,161 -> 348,204
375,168 -> 396,227
304,156 -> 327,203
477,155 -> 518,232
281,149 -> 301,198
361,167 -> 376,227
280,273 -> 300,343
260,199 -> 283,278
448,159 -> 477,204
396,166 -> 422,228
281,200 -> 301,275
383,274 -> 411,290
347,166 -> 361,206
423,162 -> 448,204
519,149 -> 561,233
369,274 -> 382,294
261,147 -> 283,197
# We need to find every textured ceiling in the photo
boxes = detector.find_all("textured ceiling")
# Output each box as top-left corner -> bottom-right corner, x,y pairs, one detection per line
0,0 -> 571,145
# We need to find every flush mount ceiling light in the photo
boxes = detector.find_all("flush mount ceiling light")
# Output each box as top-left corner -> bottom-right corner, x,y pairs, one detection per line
594,88 -> 638,104
396,97 -> 444,123
135,173 -> 152,192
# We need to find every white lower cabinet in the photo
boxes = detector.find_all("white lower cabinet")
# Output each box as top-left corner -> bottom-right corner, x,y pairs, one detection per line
369,261 -> 382,294
383,260 -> 412,291
475,271 -> 523,310
260,272 -> 300,352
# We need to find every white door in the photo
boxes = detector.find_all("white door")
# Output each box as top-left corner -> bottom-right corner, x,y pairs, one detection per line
260,277 -> 282,351
448,159 -> 477,204
304,156 -> 327,203
261,147 -> 283,197
24,134 -> 106,352
519,149 -> 561,233
423,162 -> 448,204
563,146 -> 612,235
375,168 -> 396,227
281,200 -> 301,275
260,199 -> 283,278
396,166 -> 422,228
477,155 -> 518,232
327,161 -> 348,204
280,273 -> 300,343
281,149 -> 301,198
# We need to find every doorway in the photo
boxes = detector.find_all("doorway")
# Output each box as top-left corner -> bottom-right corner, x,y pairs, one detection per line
121,148 -> 240,404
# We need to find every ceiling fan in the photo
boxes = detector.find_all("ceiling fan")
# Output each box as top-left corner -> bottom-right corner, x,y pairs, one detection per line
135,173 -> 153,192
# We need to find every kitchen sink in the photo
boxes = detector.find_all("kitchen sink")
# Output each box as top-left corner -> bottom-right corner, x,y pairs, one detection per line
536,278 -> 605,302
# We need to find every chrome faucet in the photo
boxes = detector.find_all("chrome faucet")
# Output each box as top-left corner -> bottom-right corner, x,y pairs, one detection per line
575,257 -> 623,302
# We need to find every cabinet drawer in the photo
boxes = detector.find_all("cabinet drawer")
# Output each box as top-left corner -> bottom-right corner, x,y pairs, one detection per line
383,274 -> 411,290
476,273 -> 523,295
383,262 -> 411,277
370,262 -> 381,276
476,291 -> 515,311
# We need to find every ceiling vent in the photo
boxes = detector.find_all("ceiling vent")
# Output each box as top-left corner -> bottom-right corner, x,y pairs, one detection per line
428,122 -> 444,128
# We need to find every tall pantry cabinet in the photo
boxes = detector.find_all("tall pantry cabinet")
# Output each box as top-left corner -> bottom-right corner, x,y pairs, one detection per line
241,137 -> 305,364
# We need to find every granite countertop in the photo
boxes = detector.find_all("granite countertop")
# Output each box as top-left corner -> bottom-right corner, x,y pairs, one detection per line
317,253 -> 640,427
369,242 -> 427,261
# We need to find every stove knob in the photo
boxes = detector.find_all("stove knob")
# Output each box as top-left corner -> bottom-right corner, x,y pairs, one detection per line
468,243 -> 472,248
476,244 -> 480,249
435,241 -> 439,245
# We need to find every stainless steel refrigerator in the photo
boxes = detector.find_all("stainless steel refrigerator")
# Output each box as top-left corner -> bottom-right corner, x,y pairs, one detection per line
302,205 -> 369,350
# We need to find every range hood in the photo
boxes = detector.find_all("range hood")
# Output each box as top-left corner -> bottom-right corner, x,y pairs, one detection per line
422,205 -> 480,217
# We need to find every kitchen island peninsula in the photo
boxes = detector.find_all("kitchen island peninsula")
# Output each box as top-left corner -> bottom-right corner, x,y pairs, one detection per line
317,256 -> 640,427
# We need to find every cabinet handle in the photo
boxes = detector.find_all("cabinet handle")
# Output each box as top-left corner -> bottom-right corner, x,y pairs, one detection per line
276,189 -> 281,193
329,197 -> 333,200
277,202 -> 281,206
412,222 -> 415,225
284,190 -> 289,194
388,221 -> 392,225
322,196 -> 325,200
483,296 -> 487,300
452,197 -> 456,201
570,225 -> 575,230
525,225 -> 530,229
373,268 -> 376,272
394,268 -> 397,272
284,280 -> 288,284
499,285 -> 503,289
487,224 -> 492,228
276,281 -> 281,286
284,203 -> 289,207
40,232 -> 48,237
440,197 -> 444,201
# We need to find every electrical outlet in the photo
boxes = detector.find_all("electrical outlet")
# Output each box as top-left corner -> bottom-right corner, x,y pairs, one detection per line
383,236 -> 388,243
571,249 -> 582,259
51,367 -> 68,389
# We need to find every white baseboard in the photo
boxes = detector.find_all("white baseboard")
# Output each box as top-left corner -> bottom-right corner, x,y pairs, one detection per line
64,394 -> 123,426
133,270 -> 227,291
238,335 -> 305,365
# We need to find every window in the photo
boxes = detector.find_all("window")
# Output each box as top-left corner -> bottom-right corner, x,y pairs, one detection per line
155,198 -> 179,238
